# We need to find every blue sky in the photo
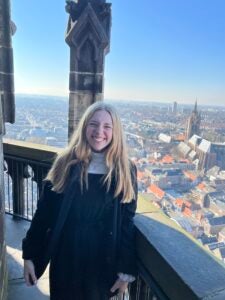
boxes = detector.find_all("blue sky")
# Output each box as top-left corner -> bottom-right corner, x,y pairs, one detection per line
11,0 -> 225,105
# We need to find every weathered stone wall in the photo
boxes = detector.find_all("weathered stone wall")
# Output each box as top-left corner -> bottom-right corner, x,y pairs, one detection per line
0,0 -> 15,297
0,105 -> 7,300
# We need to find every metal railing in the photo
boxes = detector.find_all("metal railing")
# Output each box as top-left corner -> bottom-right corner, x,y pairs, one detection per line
4,139 -> 57,220
128,265 -> 168,300
4,155 -> 50,220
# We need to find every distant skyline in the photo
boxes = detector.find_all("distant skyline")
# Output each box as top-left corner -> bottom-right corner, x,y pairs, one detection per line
12,0 -> 225,106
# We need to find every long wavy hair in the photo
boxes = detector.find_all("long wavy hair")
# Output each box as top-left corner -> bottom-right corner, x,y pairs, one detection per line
46,102 -> 135,203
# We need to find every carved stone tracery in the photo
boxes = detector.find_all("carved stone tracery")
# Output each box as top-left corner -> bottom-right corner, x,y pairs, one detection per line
65,0 -> 111,138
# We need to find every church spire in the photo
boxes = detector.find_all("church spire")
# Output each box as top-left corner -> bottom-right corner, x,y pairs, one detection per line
185,100 -> 201,140
194,99 -> 198,113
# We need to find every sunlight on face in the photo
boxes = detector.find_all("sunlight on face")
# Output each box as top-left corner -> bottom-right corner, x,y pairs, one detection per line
86,110 -> 113,152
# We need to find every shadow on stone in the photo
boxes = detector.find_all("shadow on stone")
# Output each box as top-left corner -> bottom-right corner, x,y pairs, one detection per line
6,214 -> 50,299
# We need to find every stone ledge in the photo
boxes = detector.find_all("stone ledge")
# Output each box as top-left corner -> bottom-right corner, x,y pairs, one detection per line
3,138 -> 61,163
134,212 -> 225,300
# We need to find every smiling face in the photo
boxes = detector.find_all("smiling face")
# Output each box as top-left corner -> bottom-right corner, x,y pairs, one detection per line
86,109 -> 113,152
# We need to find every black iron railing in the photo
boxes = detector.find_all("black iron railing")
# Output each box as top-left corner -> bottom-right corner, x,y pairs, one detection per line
4,155 -> 50,220
128,264 -> 168,300
3,139 -> 57,220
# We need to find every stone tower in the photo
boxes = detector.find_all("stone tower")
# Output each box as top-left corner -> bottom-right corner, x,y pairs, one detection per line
65,0 -> 111,138
186,101 -> 201,140
0,0 -> 15,298
173,101 -> 177,115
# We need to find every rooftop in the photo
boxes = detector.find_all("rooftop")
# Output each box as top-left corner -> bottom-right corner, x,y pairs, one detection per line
209,216 -> 225,226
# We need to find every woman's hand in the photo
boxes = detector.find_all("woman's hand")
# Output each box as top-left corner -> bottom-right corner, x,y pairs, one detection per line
110,278 -> 128,296
24,260 -> 37,286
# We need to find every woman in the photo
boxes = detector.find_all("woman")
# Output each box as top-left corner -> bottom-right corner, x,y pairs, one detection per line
22,102 -> 137,300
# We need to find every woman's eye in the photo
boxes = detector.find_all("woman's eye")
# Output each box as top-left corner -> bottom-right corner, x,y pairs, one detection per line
89,123 -> 98,127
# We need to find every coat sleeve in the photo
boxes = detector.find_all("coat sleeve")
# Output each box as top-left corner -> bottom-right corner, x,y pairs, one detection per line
22,181 -> 58,260
117,163 -> 138,276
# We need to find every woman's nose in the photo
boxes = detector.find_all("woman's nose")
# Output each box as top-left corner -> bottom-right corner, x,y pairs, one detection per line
95,125 -> 103,134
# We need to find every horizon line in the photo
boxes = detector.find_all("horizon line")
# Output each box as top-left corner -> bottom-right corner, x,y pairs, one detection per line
14,93 -> 225,108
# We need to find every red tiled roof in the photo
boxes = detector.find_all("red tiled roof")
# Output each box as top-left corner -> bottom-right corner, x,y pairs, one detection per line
175,198 -> 184,207
184,200 -> 192,208
183,207 -> 192,217
175,198 -> 192,209
161,155 -> 174,164
137,171 -> 145,180
197,182 -> 205,190
179,159 -> 189,163
174,134 -> 185,141
183,171 -> 197,181
148,184 -> 165,199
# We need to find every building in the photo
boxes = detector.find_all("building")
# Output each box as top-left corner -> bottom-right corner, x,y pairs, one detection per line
146,168 -> 191,190
186,101 -> 201,140
204,216 -> 225,235
172,101 -> 178,115
177,134 -> 225,171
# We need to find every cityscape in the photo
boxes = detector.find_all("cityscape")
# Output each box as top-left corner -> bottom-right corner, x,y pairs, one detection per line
5,94 -> 225,263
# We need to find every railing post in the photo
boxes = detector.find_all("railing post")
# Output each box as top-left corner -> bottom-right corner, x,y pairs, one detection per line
32,164 -> 49,198
130,278 -> 152,300
6,158 -> 25,217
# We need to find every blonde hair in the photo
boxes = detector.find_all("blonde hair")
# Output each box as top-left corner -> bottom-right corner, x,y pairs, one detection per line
46,102 -> 135,203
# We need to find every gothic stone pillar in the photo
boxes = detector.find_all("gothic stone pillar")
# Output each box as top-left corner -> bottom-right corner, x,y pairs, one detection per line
0,0 -> 15,298
0,109 -> 7,300
65,0 -> 111,138
0,0 -> 15,128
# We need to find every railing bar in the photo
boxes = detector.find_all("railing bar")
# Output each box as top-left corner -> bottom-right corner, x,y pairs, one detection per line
22,162 -> 24,218
40,166 -> 44,198
31,166 -> 34,217
4,154 -> 52,167
146,284 -> 149,300
137,261 -> 169,300
17,160 -> 21,217
15,159 -> 18,216
11,160 -> 14,213
145,287 -> 148,300
138,277 -> 142,300
26,170 -> 29,219
148,287 -> 151,300
5,211 -> 32,222
7,163 -> 11,213
13,159 -> 16,215
135,277 -> 140,300
149,288 -> 153,300
21,162 -> 23,217
36,165 -> 39,211
11,159 -> 14,214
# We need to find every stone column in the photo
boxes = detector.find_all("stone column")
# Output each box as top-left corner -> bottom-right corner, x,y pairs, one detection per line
0,0 -> 15,128
0,106 -> 7,300
0,0 -> 15,298
65,0 -> 111,138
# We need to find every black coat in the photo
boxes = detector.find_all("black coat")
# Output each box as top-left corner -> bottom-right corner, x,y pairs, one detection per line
22,165 -> 138,283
